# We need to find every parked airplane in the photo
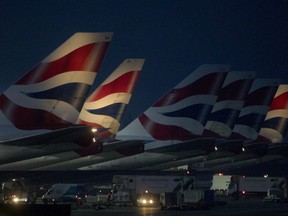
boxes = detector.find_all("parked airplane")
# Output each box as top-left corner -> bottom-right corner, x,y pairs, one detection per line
0,59 -> 145,170
74,64 -> 231,170
0,32 -> 112,164
137,70 -> 257,170
194,80 -> 283,171
206,84 -> 288,171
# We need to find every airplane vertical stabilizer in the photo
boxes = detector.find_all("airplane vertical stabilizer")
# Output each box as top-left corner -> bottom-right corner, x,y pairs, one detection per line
77,59 -> 145,137
0,32 -> 112,139
117,64 -> 230,141
231,78 -> 280,140
258,85 -> 288,143
204,71 -> 256,138
0,59 -> 145,170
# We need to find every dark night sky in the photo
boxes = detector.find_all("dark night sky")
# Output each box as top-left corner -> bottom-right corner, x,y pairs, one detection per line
1,0 -> 288,128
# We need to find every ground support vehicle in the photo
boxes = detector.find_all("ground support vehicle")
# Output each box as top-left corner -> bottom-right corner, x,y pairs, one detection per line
86,185 -> 112,209
42,184 -> 86,209
2,179 -> 29,204
112,175 -> 195,206
160,190 -> 215,210
210,174 -> 286,199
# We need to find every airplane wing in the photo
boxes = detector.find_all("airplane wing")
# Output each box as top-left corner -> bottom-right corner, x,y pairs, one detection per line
0,125 -> 107,147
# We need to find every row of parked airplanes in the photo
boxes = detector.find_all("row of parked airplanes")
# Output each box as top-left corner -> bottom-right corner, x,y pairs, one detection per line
0,32 -> 287,172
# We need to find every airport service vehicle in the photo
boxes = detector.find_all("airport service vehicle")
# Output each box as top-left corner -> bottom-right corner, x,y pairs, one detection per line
42,184 -> 86,205
86,185 -> 112,207
160,190 -> 214,210
211,174 -> 286,197
210,174 -> 231,196
112,175 -> 195,206
1,179 -> 29,204
136,191 -> 157,207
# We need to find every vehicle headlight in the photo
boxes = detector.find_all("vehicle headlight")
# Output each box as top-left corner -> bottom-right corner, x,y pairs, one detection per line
13,197 -> 19,203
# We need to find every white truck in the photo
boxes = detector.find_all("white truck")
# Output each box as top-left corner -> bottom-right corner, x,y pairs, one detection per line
210,174 -> 231,196
112,175 -> 195,206
211,174 -> 286,198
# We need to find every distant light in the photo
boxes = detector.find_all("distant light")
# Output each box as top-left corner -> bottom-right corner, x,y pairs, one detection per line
91,128 -> 97,133
92,138 -> 96,142
214,146 -> 218,151
264,174 -> 269,178
242,147 -> 245,152
13,197 -> 19,203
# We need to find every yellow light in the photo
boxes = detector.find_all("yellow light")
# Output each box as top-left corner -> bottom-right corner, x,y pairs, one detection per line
13,197 -> 19,203
91,128 -> 98,133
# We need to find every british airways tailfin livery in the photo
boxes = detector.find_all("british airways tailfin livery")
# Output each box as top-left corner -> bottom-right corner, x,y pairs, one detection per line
78,64 -> 231,170
203,71 -> 256,138
197,80 -> 285,171
0,32 -> 113,164
204,85 -> 288,171
77,58 -> 145,137
258,85 -> 288,143
136,70 -> 257,170
230,78 -> 280,140
0,59 -> 145,170
117,64 -> 230,142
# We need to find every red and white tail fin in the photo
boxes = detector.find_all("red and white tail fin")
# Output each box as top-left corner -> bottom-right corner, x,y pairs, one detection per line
77,59 -> 145,137
203,71 -> 256,138
231,78 -> 280,140
117,64 -> 230,141
258,84 -> 288,143
0,32 -> 112,137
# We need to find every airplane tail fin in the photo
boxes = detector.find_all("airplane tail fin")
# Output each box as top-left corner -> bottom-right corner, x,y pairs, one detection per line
117,64 -> 230,141
203,71 -> 256,138
231,78 -> 280,140
0,32 -> 113,131
77,59 -> 145,137
257,85 -> 288,143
